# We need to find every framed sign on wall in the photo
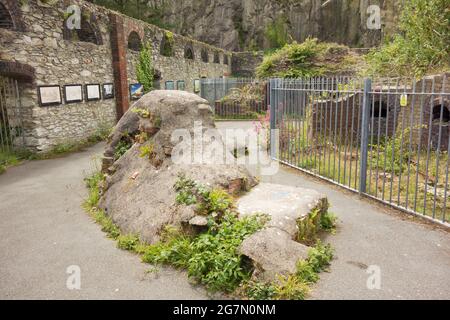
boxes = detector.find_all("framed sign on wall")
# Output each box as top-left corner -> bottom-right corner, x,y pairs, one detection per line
63,84 -> 83,104
130,83 -> 144,100
38,85 -> 62,107
102,83 -> 114,99
193,79 -> 200,93
176,80 -> 186,91
165,81 -> 175,90
85,84 -> 101,101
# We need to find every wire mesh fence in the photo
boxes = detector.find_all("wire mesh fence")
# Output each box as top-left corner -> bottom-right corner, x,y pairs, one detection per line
200,78 -> 269,119
269,74 -> 450,225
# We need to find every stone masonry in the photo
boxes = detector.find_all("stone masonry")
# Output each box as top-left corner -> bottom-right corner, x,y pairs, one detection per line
0,0 -> 233,152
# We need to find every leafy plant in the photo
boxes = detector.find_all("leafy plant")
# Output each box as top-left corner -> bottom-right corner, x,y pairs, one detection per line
117,234 -> 141,251
143,212 -> 268,292
139,143 -> 154,159
320,211 -> 337,232
114,138 -> 133,160
136,42 -> 154,93
174,174 -> 235,221
273,274 -> 309,300
243,280 -> 276,300
132,108 -> 151,118
174,174 -> 198,206
84,171 -> 105,209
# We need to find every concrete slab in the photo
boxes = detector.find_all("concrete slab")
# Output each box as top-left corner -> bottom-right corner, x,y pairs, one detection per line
240,227 -> 310,281
237,183 -> 327,239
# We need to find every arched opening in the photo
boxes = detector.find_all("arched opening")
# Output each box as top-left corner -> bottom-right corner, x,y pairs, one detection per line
64,14 -> 102,45
429,101 -> 450,150
184,45 -> 194,60
128,31 -> 142,52
201,49 -> 209,63
372,101 -> 388,118
432,104 -> 450,124
0,3 -> 13,29
223,54 -> 229,65
160,33 -> 174,57
213,52 -> 220,64
77,19 -> 100,44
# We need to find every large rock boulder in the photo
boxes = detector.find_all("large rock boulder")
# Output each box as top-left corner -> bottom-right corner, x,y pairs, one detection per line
99,90 -> 257,244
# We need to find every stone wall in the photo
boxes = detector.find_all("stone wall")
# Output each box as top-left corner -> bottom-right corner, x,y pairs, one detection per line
0,0 -> 232,152
124,19 -> 232,94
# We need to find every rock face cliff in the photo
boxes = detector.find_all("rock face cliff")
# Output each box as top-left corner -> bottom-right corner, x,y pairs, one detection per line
147,0 -> 401,51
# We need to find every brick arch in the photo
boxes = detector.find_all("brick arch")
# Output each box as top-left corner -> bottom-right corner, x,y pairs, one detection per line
0,0 -> 25,31
127,31 -> 142,51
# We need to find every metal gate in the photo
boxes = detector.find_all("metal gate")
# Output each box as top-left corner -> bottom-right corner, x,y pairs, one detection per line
269,76 -> 450,226
0,76 -> 25,152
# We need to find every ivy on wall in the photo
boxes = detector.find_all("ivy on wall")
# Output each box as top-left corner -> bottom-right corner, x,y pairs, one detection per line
136,41 -> 154,93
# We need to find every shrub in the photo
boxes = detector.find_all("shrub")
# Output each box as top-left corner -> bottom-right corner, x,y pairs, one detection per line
365,0 -> 450,77
256,38 -> 362,78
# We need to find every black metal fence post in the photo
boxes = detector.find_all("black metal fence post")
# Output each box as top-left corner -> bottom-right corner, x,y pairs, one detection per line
359,78 -> 372,193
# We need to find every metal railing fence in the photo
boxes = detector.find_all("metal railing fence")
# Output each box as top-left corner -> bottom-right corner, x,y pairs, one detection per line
201,78 -> 269,119
269,75 -> 450,226
0,76 -> 25,153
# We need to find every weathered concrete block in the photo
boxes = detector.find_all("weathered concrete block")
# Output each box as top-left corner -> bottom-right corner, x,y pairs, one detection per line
237,183 -> 328,239
239,227 -> 310,281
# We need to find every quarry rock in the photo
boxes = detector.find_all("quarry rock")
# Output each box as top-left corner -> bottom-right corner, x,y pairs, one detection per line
100,90 -> 257,244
